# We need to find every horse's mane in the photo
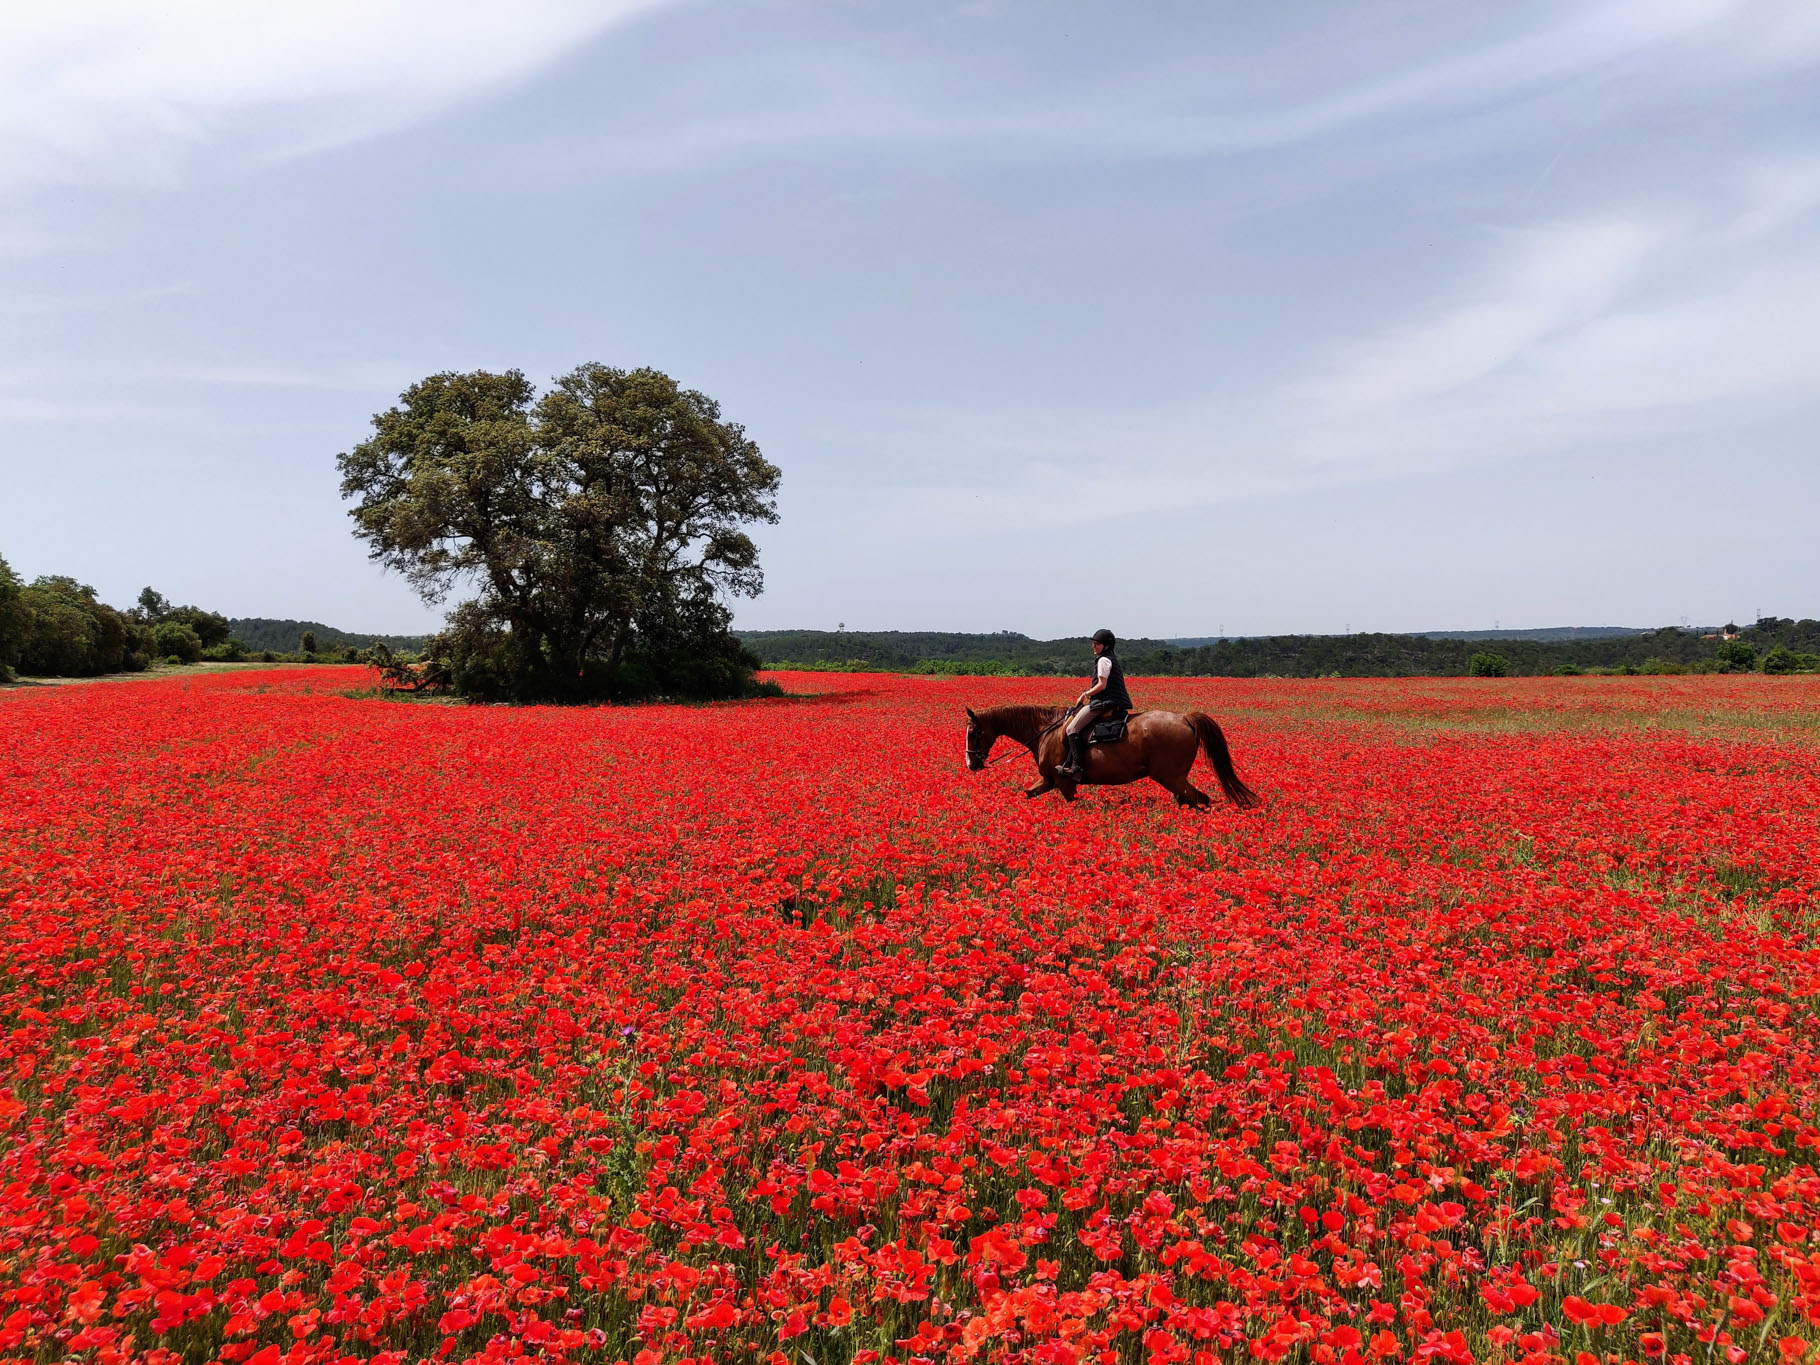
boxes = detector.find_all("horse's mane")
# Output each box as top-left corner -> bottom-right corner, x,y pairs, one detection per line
983,704 -> 1062,725
978,704 -> 1064,748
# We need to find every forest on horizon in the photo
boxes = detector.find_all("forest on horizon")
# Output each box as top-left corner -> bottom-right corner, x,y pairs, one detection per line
738,620 -> 1820,678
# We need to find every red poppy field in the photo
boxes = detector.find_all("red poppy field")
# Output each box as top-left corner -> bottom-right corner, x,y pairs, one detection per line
3,668 -> 1819,1365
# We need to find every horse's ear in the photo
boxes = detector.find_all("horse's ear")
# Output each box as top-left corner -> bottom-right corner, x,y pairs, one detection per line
965,707 -> 976,720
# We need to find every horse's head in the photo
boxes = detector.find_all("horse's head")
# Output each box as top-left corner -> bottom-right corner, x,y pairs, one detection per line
964,706 -> 991,772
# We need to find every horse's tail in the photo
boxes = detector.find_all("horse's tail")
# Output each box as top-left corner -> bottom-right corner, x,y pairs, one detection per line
1190,713 -> 1260,809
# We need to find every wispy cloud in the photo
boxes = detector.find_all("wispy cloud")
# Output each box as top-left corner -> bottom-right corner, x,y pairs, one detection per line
1296,220 -> 1662,422
1284,169 -> 1820,477
826,163 -> 1820,533
1731,156 -> 1820,239
0,1 -> 665,194
547,0 -> 1797,175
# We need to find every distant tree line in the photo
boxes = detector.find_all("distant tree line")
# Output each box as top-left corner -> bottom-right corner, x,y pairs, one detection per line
0,554 -> 423,682
738,630 -> 1182,675
1131,621 -> 1820,677
229,618 -> 429,656
1134,619 -> 1820,677
0,554 -> 245,681
742,620 -> 1820,679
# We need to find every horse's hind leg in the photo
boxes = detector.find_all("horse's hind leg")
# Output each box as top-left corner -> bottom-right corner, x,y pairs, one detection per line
1158,775 -> 1212,809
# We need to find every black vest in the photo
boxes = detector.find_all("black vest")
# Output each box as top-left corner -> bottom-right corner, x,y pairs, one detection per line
1094,653 -> 1132,711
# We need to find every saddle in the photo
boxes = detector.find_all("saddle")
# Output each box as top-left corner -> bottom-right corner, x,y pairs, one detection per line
1088,710 -> 1133,745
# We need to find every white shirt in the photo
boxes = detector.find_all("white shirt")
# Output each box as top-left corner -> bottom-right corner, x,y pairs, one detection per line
1096,656 -> 1112,681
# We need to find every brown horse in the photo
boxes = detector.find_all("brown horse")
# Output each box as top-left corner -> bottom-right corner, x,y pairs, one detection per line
964,704 -> 1260,809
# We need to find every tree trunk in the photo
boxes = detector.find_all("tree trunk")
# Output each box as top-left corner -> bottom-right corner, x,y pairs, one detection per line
602,616 -> 634,679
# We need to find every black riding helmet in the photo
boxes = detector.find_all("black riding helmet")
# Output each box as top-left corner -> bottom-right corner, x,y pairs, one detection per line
1092,629 -> 1116,651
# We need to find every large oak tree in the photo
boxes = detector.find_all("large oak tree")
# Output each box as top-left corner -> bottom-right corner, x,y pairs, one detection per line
338,365 -> 780,701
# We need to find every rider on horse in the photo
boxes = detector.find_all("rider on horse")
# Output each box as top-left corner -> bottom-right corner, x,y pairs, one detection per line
1057,628 -> 1132,779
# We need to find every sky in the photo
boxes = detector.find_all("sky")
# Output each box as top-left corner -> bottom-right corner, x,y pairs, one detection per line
3,0 -> 1817,638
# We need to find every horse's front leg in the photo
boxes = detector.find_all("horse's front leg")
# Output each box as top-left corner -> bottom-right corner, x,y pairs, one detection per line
1024,776 -> 1055,798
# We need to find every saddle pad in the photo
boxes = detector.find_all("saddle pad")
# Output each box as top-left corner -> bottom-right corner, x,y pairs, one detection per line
1089,715 -> 1129,745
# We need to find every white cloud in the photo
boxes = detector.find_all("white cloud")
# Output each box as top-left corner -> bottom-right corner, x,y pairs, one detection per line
820,165 -> 1820,534
1284,167 -> 1820,477
1298,221 -> 1662,421
0,1 -> 663,193
1731,156 -> 1820,239
1519,263 -> 1820,413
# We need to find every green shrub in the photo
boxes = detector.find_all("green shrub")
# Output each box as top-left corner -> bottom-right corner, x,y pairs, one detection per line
908,658 -> 1021,676
150,620 -> 203,664
163,606 -> 230,648
1639,657 -> 1687,675
767,658 -> 888,673
1467,652 -> 1509,678
1713,639 -> 1757,672
1760,644 -> 1798,675
1551,663 -> 1583,677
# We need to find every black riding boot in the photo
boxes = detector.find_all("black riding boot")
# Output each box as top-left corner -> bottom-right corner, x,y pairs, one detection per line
1058,728 -> 1087,778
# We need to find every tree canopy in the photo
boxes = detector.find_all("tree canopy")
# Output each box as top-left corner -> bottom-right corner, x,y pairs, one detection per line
11,576 -> 134,676
131,587 -> 231,648
338,365 -> 781,702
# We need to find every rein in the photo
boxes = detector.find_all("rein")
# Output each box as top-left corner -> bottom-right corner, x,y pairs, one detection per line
979,710 -> 1069,767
